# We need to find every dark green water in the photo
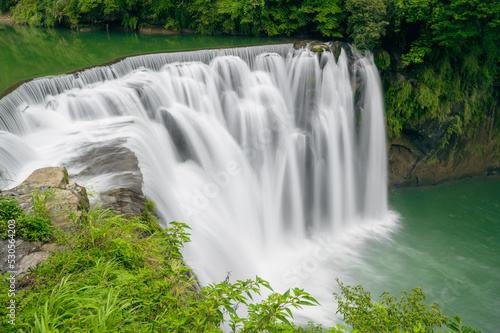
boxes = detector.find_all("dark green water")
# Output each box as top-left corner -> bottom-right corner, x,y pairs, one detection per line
0,24 -> 291,95
351,178 -> 500,332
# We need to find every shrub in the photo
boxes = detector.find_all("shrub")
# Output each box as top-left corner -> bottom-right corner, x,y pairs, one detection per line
334,278 -> 447,332
0,196 -> 52,242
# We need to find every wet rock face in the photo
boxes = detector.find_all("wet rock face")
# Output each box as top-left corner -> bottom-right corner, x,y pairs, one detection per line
309,42 -> 330,53
388,117 -> 500,187
292,40 -> 340,61
100,188 -> 146,216
64,141 -> 147,215
67,140 -> 144,194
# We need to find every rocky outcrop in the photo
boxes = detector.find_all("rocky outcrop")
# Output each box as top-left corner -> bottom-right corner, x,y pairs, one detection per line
65,141 -> 147,215
1,167 -> 89,229
0,162 -> 152,276
100,188 -> 146,216
388,115 -> 500,187
0,166 -> 88,276
292,40 -> 341,62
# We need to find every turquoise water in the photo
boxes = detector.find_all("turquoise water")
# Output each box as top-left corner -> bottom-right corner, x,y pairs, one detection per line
351,178 -> 500,332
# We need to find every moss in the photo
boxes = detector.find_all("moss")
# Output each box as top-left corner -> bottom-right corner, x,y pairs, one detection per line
426,156 -> 440,166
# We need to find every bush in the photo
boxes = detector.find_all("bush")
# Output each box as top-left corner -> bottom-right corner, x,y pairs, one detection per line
0,196 -> 52,242
334,278 -> 448,333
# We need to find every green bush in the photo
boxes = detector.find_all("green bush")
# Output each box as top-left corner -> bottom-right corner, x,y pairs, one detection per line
346,0 -> 388,50
0,0 -> 17,13
334,278 -> 447,332
0,196 -> 52,242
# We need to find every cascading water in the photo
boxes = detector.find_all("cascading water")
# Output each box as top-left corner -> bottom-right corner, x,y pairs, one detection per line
0,43 -> 398,325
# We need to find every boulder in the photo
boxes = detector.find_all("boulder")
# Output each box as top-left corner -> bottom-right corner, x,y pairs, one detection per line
293,40 -> 331,54
22,166 -> 68,189
64,141 -> 146,215
1,167 -> 89,229
309,42 -> 330,53
0,167 -> 88,276
331,41 -> 341,63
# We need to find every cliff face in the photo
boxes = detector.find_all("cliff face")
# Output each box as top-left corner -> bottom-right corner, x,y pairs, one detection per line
388,111 -> 500,188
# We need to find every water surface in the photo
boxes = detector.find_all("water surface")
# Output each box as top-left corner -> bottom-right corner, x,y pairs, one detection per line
0,24 -> 290,95
351,178 -> 500,332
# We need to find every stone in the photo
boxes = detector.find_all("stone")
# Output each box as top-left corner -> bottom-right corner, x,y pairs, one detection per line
309,42 -> 330,53
63,140 -> 147,215
331,41 -> 341,62
1,167 -> 89,230
100,188 -> 146,216
388,117 -> 500,188
293,40 -> 312,49
17,251 -> 51,276
0,167 -> 89,275
66,141 -> 144,195
21,166 -> 68,189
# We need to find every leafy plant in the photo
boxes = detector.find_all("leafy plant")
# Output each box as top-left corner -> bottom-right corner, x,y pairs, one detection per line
0,196 -> 52,242
333,278 -> 447,333
446,316 -> 482,333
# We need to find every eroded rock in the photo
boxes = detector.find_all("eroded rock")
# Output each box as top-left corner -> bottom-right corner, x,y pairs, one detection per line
388,117 -> 500,188
1,167 -> 89,229
65,141 -> 146,214
100,188 -> 146,216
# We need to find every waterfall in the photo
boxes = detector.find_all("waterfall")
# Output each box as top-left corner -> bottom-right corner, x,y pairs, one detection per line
0,43 -> 397,325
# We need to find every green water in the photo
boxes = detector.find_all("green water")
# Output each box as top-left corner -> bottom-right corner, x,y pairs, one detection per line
0,24 -> 291,95
351,178 -> 500,332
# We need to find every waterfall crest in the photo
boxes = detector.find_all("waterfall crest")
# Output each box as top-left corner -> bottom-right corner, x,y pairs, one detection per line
0,43 -> 396,325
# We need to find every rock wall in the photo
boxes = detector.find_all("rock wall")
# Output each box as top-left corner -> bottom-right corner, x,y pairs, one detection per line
388,113 -> 500,188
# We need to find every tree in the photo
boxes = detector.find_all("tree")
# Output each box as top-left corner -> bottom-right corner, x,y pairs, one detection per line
346,0 -> 388,50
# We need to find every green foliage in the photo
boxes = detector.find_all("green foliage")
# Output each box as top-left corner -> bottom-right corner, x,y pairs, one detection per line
391,0 -> 499,64
346,0 -> 388,50
0,195 -> 52,242
446,316 -> 482,333
0,0 -> 17,13
375,50 -> 391,72
333,278 -> 447,332
299,0 -> 343,37
0,196 -> 24,222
